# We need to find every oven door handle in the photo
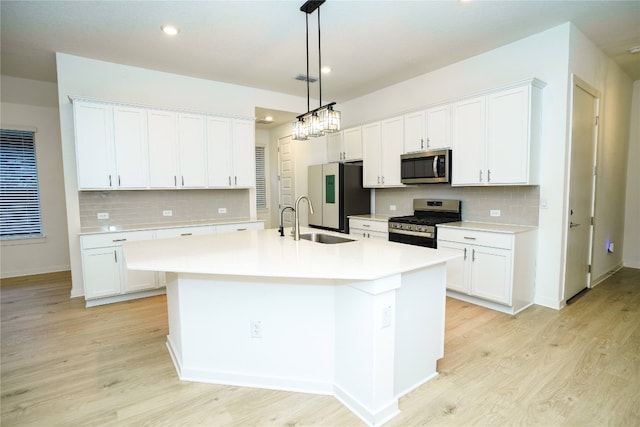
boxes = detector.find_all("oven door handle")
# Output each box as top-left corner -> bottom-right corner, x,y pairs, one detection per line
388,228 -> 435,239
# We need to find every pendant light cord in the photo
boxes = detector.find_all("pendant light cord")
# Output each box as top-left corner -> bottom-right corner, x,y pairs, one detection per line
305,11 -> 310,113
318,7 -> 322,108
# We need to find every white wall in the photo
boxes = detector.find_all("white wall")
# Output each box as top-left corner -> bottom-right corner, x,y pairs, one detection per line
1,76 -> 70,278
340,24 -> 572,309
56,53 -> 308,297
623,82 -> 640,268
568,26 -> 634,285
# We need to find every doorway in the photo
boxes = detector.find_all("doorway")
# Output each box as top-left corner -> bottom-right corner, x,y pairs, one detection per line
565,76 -> 600,303
278,135 -> 296,228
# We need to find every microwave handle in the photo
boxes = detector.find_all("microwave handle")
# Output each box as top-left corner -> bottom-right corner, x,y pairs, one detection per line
432,155 -> 439,177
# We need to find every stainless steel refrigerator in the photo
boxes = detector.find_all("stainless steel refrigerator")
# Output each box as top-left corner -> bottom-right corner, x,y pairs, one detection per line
308,163 -> 370,233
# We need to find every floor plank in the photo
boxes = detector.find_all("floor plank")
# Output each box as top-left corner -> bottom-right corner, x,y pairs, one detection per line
1,268 -> 639,426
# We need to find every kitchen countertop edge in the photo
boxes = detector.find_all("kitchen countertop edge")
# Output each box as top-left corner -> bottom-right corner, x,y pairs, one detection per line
80,218 -> 263,235
437,221 -> 537,234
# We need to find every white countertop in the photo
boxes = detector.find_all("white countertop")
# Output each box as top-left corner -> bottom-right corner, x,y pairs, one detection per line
80,218 -> 262,235
348,214 -> 392,222
123,227 -> 459,281
437,221 -> 537,234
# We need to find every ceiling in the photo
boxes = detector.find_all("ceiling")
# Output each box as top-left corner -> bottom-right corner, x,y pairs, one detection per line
2,1 -> 639,129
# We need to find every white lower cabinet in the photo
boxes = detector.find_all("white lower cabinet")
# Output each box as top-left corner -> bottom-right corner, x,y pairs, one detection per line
80,221 -> 264,306
437,224 -> 537,315
81,230 -> 157,304
349,217 -> 389,240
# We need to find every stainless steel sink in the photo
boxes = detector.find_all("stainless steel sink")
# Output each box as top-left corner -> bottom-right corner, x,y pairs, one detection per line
300,233 -> 355,244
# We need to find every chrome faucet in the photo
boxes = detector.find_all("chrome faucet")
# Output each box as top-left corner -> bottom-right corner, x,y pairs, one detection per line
279,206 -> 295,237
293,196 -> 314,241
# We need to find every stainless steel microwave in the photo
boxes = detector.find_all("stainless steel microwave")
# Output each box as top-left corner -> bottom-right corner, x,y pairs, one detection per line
400,149 -> 451,184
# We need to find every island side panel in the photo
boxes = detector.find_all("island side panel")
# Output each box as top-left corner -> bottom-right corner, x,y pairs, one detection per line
167,273 -> 336,394
166,273 -> 184,370
394,264 -> 447,397
333,274 -> 401,427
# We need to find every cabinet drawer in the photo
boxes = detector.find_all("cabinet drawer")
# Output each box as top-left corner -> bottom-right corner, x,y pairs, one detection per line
437,227 -> 513,249
81,230 -> 154,249
349,218 -> 388,233
216,221 -> 264,233
154,226 -> 215,239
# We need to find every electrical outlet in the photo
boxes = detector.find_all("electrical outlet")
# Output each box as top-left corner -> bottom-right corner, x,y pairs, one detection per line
490,210 -> 501,217
389,205 -> 397,211
382,306 -> 392,329
218,207 -> 227,214
97,212 -> 109,220
162,210 -> 173,217
250,320 -> 262,338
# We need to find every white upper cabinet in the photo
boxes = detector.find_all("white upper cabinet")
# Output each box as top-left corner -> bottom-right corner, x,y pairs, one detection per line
327,127 -> 363,162
148,110 -> 179,188
362,116 -> 404,188
452,79 -> 544,186
74,101 -> 115,190
207,117 -> 255,188
451,96 -> 486,185
177,113 -> 207,188
113,106 -> 149,189
404,104 -> 450,153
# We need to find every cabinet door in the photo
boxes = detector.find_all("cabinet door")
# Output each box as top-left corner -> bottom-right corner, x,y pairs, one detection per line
148,110 -> 179,188
362,122 -> 382,187
83,247 -> 122,299
327,131 -> 343,162
403,111 -> 426,153
113,106 -> 149,189
123,255 -> 157,293
437,241 -> 469,294
207,117 -> 233,187
451,96 -> 486,185
486,86 -> 530,184
425,105 -> 450,149
232,119 -> 256,188
470,245 -> 512,305
74,101 -> 115,189
343,127 -> 363,161
381,116 -> 404,186
178,113 -> 207,188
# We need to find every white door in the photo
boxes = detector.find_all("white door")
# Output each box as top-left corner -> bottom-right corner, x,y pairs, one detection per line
278,136 -> 295,228
565,77 -> 599,302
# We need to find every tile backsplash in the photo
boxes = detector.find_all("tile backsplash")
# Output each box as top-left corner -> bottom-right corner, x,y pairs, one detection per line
376,185 -> 539,226
79,189 -> 250,229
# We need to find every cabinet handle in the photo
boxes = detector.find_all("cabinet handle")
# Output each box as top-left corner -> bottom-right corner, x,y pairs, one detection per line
180,233 -> 193,236
236,228 -> 247,231
112,238 -> 127,242
463,247 -> 467,260
426,137 -> 430,148
182,176 -> 185,186
228,176 -> 232,186
420,138 -> 424,150
363,224 -> 370,227
174,176 -> 177,187
487,169 -> 491,182
109,175 -> 112,187
472,249 -> 476,262
235,176 -> 237,185
367,233 -> 371,238
114,250 -> 118,263
479,170 -> 483,182
377,176 -> 381,184
382,176 -> 385,184
463,236 -> 476,240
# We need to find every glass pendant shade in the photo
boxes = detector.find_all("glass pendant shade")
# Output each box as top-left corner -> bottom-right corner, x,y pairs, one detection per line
292,118 -> 309,140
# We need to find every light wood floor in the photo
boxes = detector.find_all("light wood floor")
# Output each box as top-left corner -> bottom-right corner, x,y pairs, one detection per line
1,269 -> 639,426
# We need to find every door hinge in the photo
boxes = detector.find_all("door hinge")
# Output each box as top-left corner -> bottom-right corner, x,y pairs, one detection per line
595,115 -> 599,126
590,217 -> 594,226
588,265 -> 591,273
593,165 -> 597,176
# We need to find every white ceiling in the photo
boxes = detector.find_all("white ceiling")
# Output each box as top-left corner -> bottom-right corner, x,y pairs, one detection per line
2,0 -> 639,127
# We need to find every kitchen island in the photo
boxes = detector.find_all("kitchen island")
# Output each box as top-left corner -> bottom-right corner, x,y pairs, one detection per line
123,228 -> 458,426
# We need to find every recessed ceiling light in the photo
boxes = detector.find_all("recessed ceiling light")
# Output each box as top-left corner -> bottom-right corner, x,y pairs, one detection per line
265,116 -> 273,122
628,46 -> 640,54
321,66 -> 332,74
161,25 -> 180,36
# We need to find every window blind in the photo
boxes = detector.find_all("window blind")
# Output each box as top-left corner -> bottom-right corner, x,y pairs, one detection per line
255,146 -> 267,209
0,129 -> 43,239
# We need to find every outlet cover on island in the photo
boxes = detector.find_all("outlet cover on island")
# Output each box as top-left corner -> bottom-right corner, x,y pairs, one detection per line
218,207 -> 227,214
490,210 -> 501,217
163,210 -> 173,217
97,212 -> 109,220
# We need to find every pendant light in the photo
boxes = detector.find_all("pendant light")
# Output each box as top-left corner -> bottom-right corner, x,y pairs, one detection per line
292,0 -> 341,140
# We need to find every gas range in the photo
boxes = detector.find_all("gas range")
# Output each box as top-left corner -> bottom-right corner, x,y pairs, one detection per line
388,199 -> 461,248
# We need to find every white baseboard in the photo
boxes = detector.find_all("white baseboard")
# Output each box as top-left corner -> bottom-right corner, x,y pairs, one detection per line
0,264 -> 70,280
